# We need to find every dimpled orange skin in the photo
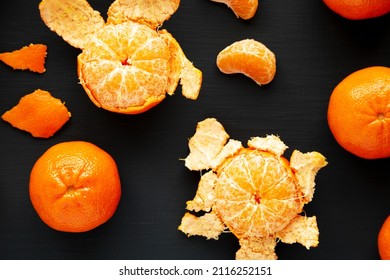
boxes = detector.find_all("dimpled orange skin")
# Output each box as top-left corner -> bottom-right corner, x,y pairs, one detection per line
322,0 -> 390,20
29,141 -> 121,232
327,66 -> 390,159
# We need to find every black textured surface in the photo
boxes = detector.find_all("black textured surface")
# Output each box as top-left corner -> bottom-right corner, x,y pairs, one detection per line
0,0 -> 389,260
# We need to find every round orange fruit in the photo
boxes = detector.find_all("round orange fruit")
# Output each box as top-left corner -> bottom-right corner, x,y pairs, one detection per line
322,0 -> 390,20
378,215 -> 390,260
327,66 -> 390,159
29,141 -> 121,232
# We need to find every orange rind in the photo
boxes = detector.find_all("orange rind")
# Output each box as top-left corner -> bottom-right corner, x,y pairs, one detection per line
216,39 -> 276,86
0,44 -> 47,73
107,0 -> 180,29
179,118 -> 327,260
39,0 -> 202,114
1,89 -> 71,138
211,0 -> 258,20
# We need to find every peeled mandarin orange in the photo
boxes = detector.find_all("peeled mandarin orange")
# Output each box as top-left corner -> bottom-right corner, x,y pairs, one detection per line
179,118 -> 327,259
216,39 -> 276,86
327,66 -> 390,159
0,44 -> 47,73
1,89 -> 70,138
211,0 -> 258,20
39,0 -> 202,114
77,22 -> 171,114
29,141 -> 121,232
323,0 -> 390,20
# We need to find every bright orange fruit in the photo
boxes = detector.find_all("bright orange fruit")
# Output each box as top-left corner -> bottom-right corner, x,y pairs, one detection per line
378,215 -> 390,260
29,141 -> 121,232
211,0 -> 258,20
0,44 -> 47,73
216,39 -> 276,86
323,0 -> 390,20
1,89 -> 70,138
327,66 -> 390,159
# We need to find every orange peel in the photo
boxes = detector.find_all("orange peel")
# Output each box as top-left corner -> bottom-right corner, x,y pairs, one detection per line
1,89 -> 71,138
39,0 -> 202,114
0,44 -> 47,73
179,118 -> 327,259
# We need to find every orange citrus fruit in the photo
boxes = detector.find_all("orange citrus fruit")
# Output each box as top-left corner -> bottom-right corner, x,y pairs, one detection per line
29,141 -> 121,232
214,149 -> 303,238
211,0 -> 258,20
0,44 -> 47,73
1,89 -> 70,138
39,0 -> 202,114
216,39 -> 276,86
323,0 -> 390,20
378,215 -> 390,260
77,22 -> 172,114
180,118 -> 327,259
327,66 -> 390,159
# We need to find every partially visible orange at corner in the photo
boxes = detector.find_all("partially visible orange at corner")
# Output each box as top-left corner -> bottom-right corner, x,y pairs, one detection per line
322,0 -> 390,20
378,215 -> 390,260
29,141 -> 121,232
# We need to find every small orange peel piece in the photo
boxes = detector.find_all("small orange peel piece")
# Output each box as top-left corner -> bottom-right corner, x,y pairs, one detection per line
216,39 -> 276,86
0,44 -> 47,73
1,89 -> 71,138
211,0 -> 258,20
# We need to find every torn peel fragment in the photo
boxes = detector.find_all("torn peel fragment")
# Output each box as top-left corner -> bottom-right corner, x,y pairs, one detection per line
1,89 -> 71,138
0,44 -> 47,73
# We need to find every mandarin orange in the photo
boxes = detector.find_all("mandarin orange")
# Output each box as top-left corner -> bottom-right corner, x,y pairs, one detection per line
327,66 -> 390,159
378,215 -> 390,260
1,89 -> 70,138
323,0 -> 390,20
39,0 -> 202,114
29,141 -> 121,232
216,39 -> 276,86
179,118 -> 327,259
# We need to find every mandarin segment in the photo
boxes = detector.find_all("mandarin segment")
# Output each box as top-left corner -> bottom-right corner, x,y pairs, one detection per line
107,0 -> 180,29
1,89 -> 70,138
216,39 -> 276,86
211,0 -> 258,20
179,118 -> 327,259
0,44 -> 47,73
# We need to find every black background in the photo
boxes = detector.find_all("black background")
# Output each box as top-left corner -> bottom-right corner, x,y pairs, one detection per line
0,0 -> 389,260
